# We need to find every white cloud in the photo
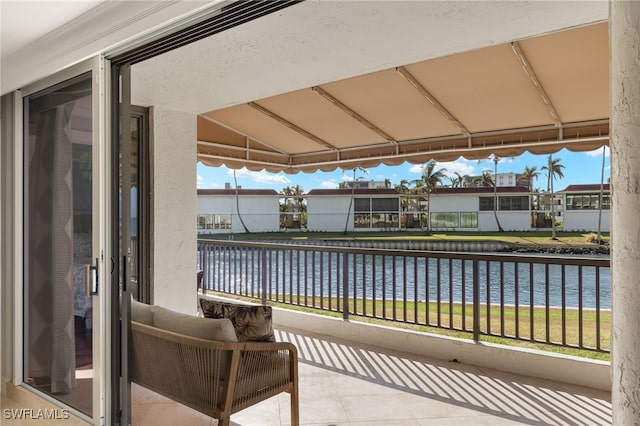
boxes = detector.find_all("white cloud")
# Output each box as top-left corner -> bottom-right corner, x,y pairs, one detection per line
408,164 -> 423,174
227,168 -> 291,185
584,146 -> 610,158
196,173 -> 221,189
321,180 -> 339,189
437,160 -> 476,179
342,168 -> 369,181
408,159 -> 476,178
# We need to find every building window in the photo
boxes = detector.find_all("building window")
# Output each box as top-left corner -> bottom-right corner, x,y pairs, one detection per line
354,213 -> 371,228
372,213 -> 399,228
499,196 -> 529,211
482,196 -> 529,211
566,193 -> 610,210
197,214 -> 213,229
214,214 -> 232,229
430,212 -> 459,228
354,198 -> 370,212
479,197 -> 495,211
353,197 -> 399,228
460,212 -> 478,228
198,214 -> 232,230
372,198 -> 398,212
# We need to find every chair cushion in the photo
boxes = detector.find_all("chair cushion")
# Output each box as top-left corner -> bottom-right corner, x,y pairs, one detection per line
130,299 -> 158,326
199,299 -> 275,343
154,306 -> 238,343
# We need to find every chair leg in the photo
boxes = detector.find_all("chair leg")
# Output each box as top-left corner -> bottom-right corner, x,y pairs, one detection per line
290,380 -> 300,426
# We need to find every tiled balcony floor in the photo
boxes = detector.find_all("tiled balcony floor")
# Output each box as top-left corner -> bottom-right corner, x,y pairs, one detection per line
132,326 -> 612,426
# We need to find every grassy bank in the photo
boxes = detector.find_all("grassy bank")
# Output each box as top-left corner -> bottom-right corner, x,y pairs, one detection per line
200,230 -> 610,247
207,292 -> 610,361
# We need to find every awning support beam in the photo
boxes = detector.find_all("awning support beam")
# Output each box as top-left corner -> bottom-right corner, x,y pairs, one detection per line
511,41 -> 562,127
248,101 -> 338,151
311,86 -> 397,144
396,66 -> 470,137
199,114 -> 288,155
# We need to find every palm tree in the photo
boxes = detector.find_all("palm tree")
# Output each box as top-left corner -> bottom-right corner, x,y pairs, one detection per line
281,184 -> 306,229
410,178 -> 425,193
459,174 -> 469,188
395,179 -> 410,193
233,169 -> 250,233
419,160 -> 447,232
449,172 -> 464,188
292,184 -> 305,211
279,186 -> 293,228
481,170 -> 494,187
295,184 -> 307,228
344,166 -> 367,234
521,166 -> 540,192
542,155 -> 565,239
490,155 -> 505,232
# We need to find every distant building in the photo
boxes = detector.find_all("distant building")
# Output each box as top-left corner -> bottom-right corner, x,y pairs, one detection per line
197,188 -> 280,233
342,180 -> 390,189
463,172 -> 528,188
306,188 -> 402,231
560,184 -> 611,232
196,183 -> 611,234
429,186 -> 533,231
495,172 -> 520,187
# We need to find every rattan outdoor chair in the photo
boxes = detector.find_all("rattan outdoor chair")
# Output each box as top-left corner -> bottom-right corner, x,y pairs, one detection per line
130,320 -> 299,426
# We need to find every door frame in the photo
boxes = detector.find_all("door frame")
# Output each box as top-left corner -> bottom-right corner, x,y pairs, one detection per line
15,56 -> 112,425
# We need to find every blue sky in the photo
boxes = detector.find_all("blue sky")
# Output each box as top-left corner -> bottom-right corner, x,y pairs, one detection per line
197,146 -> 610,193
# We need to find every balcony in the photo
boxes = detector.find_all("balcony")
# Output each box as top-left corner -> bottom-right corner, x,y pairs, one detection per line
0,322 -> 614,425
3,240 -> 611,425
129,325 -> 611,425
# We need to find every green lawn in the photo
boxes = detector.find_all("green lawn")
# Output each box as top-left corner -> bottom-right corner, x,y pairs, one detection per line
199,230 -> 610,247
208,292 -> 611,361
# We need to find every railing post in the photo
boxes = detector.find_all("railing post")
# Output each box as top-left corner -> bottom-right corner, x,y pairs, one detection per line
202,244 -> 208,291
342,252 -> 349,320
473,258 -> 480,342
261,248 -> 267,306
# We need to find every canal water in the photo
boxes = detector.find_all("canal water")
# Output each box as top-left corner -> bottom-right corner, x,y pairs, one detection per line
201,249 -> 611,310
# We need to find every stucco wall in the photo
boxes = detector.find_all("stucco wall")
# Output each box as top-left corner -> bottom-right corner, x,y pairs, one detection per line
563,210 -> 611,232
429,194 -> 479,212
478,211 -> 531,232
150,107 -> 197,314
307,196 -> 353,232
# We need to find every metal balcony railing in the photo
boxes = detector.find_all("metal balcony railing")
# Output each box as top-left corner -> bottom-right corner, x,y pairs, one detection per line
197,239 -> 610,353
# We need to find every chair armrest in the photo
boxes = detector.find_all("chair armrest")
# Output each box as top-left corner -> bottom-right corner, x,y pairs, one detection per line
231,341 -> 299,411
